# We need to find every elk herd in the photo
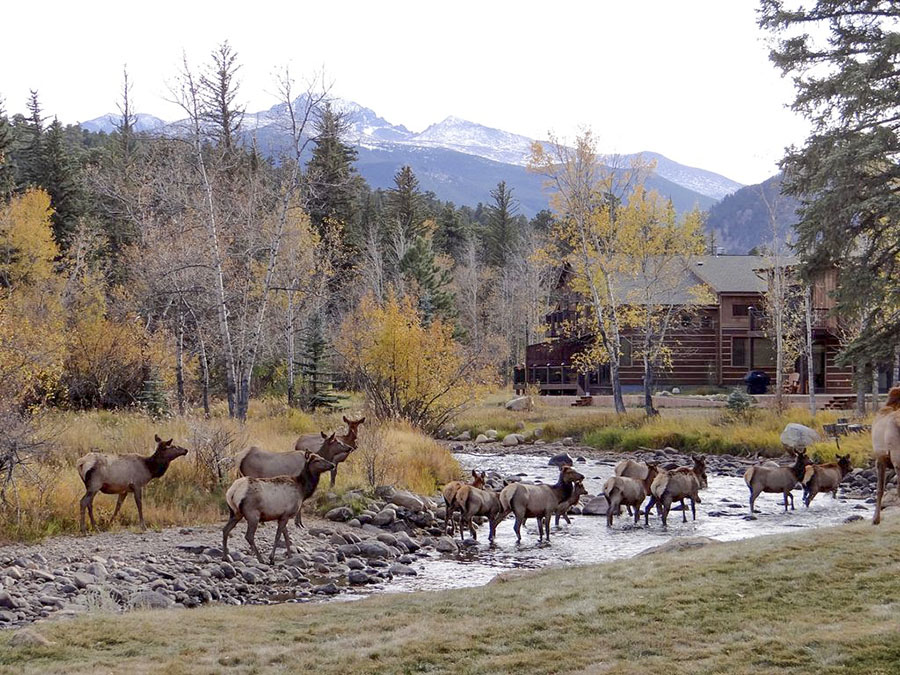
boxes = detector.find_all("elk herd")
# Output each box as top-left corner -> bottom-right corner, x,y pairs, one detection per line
72,387 -> 900,561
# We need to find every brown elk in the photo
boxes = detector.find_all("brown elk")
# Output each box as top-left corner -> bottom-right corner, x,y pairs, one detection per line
454,482 -> 503,542
650,455 -> 708,527
873,386 -> 900,525
554,479 -> 588,527
238,432 -> 352,527
614,459 -> 660,517
294,416 -> 365,487
222,450 -> 335,564
605,463 -> 660,527
76,435 -> 189,534
498,466 -> 585,542
442,470 -> 485,535
743,450 -> 808,516
802,454 -> 852,507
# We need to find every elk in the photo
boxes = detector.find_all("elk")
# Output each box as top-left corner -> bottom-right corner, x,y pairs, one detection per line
76,435 -> 189,534
294,417 -> 365,487
650,455 -> 708,527
498,466 -> 585,542
554,479 -> 588,527
605,462 -> 660,527
872,386 -> 900,525
222,450 -> 335,564
454,482 -> 503,542
802,454 -> 852,507
614,459 -> 660,516
743,449 -> 808,516
442,470 -> 485,535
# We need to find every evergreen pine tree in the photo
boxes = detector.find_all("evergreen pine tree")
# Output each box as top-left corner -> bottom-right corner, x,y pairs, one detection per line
299,313 -> 344,411
18,90 -> 45,188
433,202 -> 469,261
41,119 -> 82,248
400,235 -> 456,323
200,41 -> 244,154
306,103 -> 360,239
387,165 -> 426,240
0,99 -> 14,196
484,180 -> 521,267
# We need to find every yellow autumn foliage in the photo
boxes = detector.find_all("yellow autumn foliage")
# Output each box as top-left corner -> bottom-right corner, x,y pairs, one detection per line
337,292 -> 492,432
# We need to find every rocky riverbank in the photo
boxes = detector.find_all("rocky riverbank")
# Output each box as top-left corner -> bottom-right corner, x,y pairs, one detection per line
0,486 -> 467,630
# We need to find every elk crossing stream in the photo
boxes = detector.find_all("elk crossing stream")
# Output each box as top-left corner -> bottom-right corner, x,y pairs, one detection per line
377,451 -> 865,596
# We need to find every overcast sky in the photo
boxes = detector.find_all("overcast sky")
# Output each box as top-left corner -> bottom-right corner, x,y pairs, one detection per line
1,0 -> 807,185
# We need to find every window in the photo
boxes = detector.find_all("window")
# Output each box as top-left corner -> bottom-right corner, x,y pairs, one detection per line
620,338 -> 633,367
732,337 -> 775,369
752,338 -> 776,368
680,313 -> 693,328
732,337 -> 749,367
732,304 -> 751,317
700,315 -> 712,330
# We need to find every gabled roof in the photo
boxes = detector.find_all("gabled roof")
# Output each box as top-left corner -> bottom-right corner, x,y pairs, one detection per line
689,255 -> 770,294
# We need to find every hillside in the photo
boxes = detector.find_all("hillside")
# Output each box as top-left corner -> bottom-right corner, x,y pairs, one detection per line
705,173 -> 801,253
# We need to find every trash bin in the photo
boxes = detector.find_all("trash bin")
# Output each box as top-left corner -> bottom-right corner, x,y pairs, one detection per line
744,370 -> 770,395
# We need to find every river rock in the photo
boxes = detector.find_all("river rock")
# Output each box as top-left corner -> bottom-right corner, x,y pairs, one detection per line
390,490 -> 426,512
505,396 -> 532,411
435,537 -> 458,553
71,572 -> 97,589
0,591 -> 21,609
325,507 -> 354,522
549,453 -> 574,467
358,541 -> 392,559
474,434 -> 490,444
8,629 -> 54,647
502,434 -> 521,447
561,437 -> 576,447
372,508 -> 396,527
347,570 -> 370,585
780,423 -> 821,449
389,563 -> 417,576
635,537 -> 719,557
128,590 -> 172,610
485,429 -> 498,440
532,427 -> 544,439
453,430 -> 471,441
581,496 -> 610,516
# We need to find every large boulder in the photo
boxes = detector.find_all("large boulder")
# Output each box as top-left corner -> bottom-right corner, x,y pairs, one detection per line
485,429 -> 499,440
372,508 -> 396,527
781,423 -> 822,449
502,434 -> 521,447
390,490 -> 425,512
325,507 -> 354,522
549,452 -> 574,467
453,430 -> 471,441
581,495 -> 610,516
505,396 -> 533,411
474,434 -> 491,444
128,590 -> 172,610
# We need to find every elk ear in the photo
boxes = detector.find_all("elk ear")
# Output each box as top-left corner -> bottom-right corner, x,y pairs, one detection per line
471,469 -> 479,479
343,416 -> 350,424
359,417 -> 365,424
321,431 -> 327,439
154,434 -> 162,444
166,438 -> 173,446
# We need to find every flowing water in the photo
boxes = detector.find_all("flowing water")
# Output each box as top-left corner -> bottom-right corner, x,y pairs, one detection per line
379,451 -> 866,595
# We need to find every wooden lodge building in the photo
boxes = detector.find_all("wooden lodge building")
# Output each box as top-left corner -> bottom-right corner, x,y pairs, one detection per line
518,255 -> 860,397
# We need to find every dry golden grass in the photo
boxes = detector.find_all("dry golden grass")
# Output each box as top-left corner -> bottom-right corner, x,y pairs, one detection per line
0,400 -> 457,542
3,514 -> 900,673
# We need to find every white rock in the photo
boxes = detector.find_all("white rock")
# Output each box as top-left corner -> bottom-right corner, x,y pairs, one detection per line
485,429 -> 498,440
505,396 -> 532,411
501,435 -> 520,447
780,423 -> 822,449
474,434 -> 490,444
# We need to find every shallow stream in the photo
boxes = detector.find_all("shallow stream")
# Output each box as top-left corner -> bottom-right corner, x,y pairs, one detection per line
380,451 -> 865,595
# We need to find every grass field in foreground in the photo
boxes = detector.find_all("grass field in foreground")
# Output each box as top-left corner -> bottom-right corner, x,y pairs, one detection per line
3,515 -> 900,674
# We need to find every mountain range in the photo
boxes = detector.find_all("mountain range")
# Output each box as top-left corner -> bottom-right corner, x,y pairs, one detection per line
80,97 -> 747,223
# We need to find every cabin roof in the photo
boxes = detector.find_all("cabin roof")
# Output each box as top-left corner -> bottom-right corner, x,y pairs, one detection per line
689,255 -> 772,294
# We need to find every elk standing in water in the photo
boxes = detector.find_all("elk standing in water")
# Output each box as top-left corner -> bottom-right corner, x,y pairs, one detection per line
498,466 -> 585,542
650,455 -> 707,527
455,481 -> 504,542
872,386 -> 900,525
442,470 -> 485,535
743,450 -> 808,516
294,417 -> 365,487
76,435 -> 189,534
802,454 -> 852,507
605,463 -> 660,527
614,459 -> 660,517
222,451 -> 334,563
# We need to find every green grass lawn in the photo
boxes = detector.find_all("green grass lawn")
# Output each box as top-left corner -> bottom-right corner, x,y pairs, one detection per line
4,515 -> 900,674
